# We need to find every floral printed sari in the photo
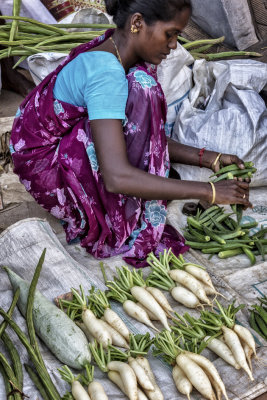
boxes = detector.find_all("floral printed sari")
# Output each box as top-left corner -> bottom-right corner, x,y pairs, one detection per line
10,29 -> 188,267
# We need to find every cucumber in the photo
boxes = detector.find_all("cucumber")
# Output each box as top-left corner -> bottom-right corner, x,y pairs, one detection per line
4,267 -> 91,370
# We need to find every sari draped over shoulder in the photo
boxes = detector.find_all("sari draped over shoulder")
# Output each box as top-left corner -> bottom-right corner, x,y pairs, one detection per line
10,29 -> 188,267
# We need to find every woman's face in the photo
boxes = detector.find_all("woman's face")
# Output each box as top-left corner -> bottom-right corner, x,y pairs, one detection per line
136,8 -> 191,65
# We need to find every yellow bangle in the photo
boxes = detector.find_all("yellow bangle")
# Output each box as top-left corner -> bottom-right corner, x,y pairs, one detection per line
209,181 -> 216,205
213,152 -> 222,169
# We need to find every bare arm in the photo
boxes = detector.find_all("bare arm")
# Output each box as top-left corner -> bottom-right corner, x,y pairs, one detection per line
91,120 -> 251,206
167,138 -> 246,172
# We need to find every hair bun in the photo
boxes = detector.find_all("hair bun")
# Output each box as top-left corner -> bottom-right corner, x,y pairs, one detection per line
104,0 -> 120,16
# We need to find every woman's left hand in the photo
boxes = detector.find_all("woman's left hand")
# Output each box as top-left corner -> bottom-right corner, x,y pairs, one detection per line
211,153 -> 245,173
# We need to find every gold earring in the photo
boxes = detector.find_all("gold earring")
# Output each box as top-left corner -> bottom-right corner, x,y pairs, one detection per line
131,25 -> 139,33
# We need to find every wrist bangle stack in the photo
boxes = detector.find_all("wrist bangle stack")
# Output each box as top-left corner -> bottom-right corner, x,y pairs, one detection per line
212,152 -> 222,169
209,181 -> 216,204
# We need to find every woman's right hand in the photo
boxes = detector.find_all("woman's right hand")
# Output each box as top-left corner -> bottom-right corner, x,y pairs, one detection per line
213,180 -> 252,207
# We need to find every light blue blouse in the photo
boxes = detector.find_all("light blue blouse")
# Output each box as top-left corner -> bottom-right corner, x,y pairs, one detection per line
53,51 -> 128,120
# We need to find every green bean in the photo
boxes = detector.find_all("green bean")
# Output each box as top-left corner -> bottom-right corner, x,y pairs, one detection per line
8,0 -> 21,56
0,16 -> 68,35
0,363 -> 14,400
0,288 -> 20,338
24,364 -> 50,400
0,352 -> 21,400
0,309 -> 61,400
191,50 -> 262,60
183,36 -> 225,49
1,331 -> 23,390
26,249 -> 46,366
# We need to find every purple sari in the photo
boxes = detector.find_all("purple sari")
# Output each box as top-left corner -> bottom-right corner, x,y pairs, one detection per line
10,29 -> 188,267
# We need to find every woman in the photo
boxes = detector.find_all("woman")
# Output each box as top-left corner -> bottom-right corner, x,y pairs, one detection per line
10,0 -> 251,267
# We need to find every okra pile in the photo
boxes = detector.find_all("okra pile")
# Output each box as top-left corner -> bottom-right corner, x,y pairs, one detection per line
184,205 -> 267,265
249,296 -> 267,341
184,161 -> 267,264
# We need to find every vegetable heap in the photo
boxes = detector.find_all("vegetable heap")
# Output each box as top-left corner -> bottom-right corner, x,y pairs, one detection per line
183,162 -> 266,264
249,296 -> 267,341
0,246 -> 264,400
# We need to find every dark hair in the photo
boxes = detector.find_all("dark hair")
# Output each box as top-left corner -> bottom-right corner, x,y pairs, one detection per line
105,0 -> 191,28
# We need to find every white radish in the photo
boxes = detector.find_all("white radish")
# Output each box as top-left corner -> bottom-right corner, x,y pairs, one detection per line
107,361 -> 138,400
99,319 -> 129,348
137,302 -> 160,321
169,270 -> 212,305
185,351 -> 230,400
241,340 -> 253,372
123,300 -> 159,332
82,309 -> 112,348
103,308 -> 130,341
171,285 -> 202,309
130,286 -> 170,331
76,321 -> 95,344
205,336 -> 240,369
222,326 -> 254,381
88,381 -> 108,400
176,353 -> 216,400
233,324 -> 257,356
108,370 -> 149,400
128,356 -> 154,391
201,283 -> 217,296
72,381 -> 91,400
145,287 -> 174,316
184,264 -> 216,290
136,357 -> 164,400
172,364 -> 192,400
205,372 -> 222,400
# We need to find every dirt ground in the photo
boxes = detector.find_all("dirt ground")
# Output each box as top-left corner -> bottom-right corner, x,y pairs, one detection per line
0,88 -> 24,118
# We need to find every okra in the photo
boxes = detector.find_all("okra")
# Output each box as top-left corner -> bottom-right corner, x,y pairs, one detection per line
199,205 -> 221,220
242,247 -> 256,265
218,249 -> 243,259
187,216 -> 203,230
210,162 -> 254,177
202,226 -> 226,245
240,221 -> 258,229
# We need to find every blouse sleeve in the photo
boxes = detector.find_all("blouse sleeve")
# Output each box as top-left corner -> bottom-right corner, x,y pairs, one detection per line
84,54 -> 128,121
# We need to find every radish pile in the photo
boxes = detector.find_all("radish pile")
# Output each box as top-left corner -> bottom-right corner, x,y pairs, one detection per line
106,265 -> 173,332
153,330 -> 230,400
89,333 -> 164,400
59,363 -> 108,400
146,250 -> 222,309
171,301 -> 257,381
59,286 -> 130,350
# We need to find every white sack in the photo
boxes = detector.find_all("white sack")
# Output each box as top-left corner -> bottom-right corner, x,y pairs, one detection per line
158,44 -> 194,136
172,59 -> 267,187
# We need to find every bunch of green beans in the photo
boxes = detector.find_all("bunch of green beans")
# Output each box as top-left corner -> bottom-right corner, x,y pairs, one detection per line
249,296 -> 267,341
184,204 -> 267,265
178,35 -> 262,60
0,8 -> 262,68
0,249 -> 61,400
